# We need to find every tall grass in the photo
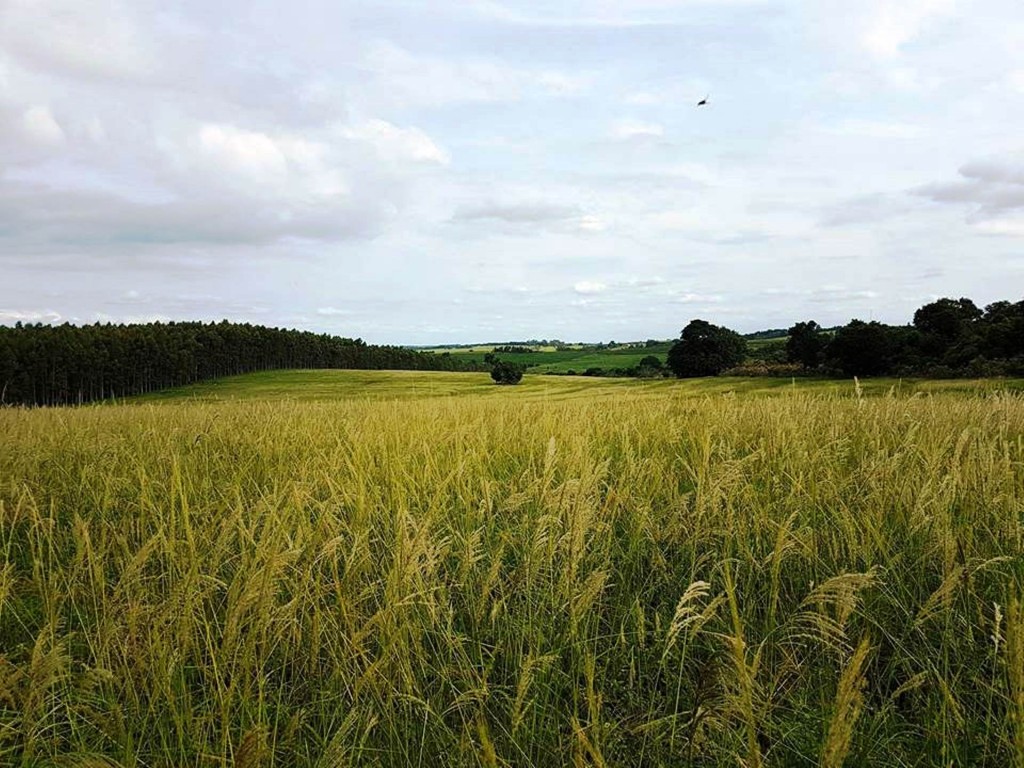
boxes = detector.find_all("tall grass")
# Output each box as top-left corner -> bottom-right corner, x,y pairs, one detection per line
1,384 -> 1023,765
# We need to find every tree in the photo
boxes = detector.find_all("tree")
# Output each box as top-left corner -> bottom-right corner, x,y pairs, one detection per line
913,297 -> 982,361
666,319 -> 747,378
636,355 -> 663,378
826,320 -> 896,376
913,298 -> 981,340
981,300 -> 1024,359
786,321 -> 824,369
490,360 -> 525,385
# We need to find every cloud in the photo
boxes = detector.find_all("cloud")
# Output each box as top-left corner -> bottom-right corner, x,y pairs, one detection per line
971,216 -> 1024,237
22,105 -> 65,145
960,159 -> 1024,186
573,280 -> 606,294
341,119 -> 449,165
819,194 -> 913,226
0,0 -> 1019,343
0,181 -> 385,249
1007,71 -> 1024,93
537,71 -> 591,94
611,119 -> 665,140
808,286 -> 880,303
465,0 -> 769,29
355,39 -> 588,109
0,0 -> 159,82
453,201 -> 580,224
860,0 -> 956,59
670,291 -> 723,304
915,156 -> 1024,220
627,276 -> 666,288
196,124 -> 291,179
828,119 -> 922,139
0,308 -> 62,323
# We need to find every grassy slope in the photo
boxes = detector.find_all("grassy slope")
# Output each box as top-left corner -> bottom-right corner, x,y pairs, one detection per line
3,371 -> 1024,765
134,367 -> 1024,403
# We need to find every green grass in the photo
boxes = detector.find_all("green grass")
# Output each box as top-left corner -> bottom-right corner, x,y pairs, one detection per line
3,370 -> 1024,766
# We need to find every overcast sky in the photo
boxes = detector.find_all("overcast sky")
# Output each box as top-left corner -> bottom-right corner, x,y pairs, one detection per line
1,0 -> 1022,343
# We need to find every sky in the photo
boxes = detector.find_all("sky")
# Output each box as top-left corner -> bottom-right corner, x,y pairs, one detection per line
1,0 -> 1022,344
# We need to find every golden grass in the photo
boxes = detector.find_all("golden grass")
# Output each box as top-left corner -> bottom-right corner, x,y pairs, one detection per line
1,379 -> 1023,765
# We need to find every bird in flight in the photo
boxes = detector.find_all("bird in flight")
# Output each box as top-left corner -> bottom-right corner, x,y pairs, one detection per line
697,94 -> 709,106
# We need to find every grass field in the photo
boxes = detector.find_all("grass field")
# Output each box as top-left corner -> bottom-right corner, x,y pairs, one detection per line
3,371 -> 1024,766
134,368 -> 1024,403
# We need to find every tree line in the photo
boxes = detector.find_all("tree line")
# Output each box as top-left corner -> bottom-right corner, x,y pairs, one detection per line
664,296 -> 1024,378
0,320 -> 480,406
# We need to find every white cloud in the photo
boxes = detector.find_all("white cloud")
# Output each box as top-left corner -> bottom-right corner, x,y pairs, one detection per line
453,200 -> 579,224
538,71 -> 590,94
972,216 -> 1024,237
197,124 -> 290,179
1007,71 -> 1024,93
861,0 -> 956,59
627,276 -> 666,288
356,39 -> 587,109
611,119 -> 665,140
671,292 -> 723,304
574,280 -> 606,294
341,119 -> 449,165
624,91 -> 661,106
0,308 -> 62,323
0,0 -> 158,81
22,105 -> 64,145
830,119 -> 922,139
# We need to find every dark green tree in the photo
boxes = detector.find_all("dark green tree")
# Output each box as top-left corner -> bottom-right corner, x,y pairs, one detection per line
913,297 -> 981,340
913,297 -> 982,361
666,319 -> 747,378
826,320 -> 897,376
636,355 -> 663,378
490,360 -> 525,385
786,321 -> 824,369
982,300 -> 1024,359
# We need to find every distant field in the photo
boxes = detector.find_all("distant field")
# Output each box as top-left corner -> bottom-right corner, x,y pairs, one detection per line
132,368 -> 1024,403
427,342 -> 676,372
4,370 -> 1024,765
427,337 -> 787,373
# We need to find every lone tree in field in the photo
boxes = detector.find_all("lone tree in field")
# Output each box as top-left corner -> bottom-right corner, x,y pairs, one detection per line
667,319 -> 747,377
490,360 -> 525,385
